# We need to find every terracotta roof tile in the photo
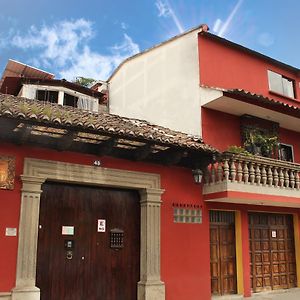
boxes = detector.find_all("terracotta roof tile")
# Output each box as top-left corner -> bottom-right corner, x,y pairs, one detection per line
0,93 -> 217,153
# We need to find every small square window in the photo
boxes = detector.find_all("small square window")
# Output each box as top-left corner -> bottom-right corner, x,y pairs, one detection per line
278,143 -> 294,162
268,70 -> 295,98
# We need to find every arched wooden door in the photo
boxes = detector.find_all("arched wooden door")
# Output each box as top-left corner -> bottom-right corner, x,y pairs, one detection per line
36,182 -> 140,300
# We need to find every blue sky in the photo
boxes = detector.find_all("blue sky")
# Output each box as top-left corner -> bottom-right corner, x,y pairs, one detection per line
0,0 -> 299,81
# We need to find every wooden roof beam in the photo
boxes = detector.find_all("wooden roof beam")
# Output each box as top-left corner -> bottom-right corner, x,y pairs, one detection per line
134,143 -> 153,161
97,137 -> 117,156
18,124 -> 33,145
57,130 -> 78,151
159,149 -> 187,166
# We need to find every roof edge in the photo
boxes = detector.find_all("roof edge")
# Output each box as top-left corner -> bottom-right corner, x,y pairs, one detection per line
200,32 -> 300,74
108,24 -> 208,82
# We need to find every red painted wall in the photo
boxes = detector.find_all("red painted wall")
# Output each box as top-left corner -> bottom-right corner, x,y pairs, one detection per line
0,142 -> 211,300
1,142 -> 299,298
198,34 -> 300,108
279,127 -> 300,163
202,107 -> 300,164
202,107 -> 241,152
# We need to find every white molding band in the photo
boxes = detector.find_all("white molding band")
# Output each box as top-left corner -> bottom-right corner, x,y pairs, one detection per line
12,158 -> 165,300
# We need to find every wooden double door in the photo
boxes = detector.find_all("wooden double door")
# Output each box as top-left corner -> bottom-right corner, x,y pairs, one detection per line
210,211 -> 237,295
249,213 -> 297,292
36,182 -> 140,300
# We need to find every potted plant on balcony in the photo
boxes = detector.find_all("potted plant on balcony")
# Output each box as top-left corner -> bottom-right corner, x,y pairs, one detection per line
243,128 -> 278,158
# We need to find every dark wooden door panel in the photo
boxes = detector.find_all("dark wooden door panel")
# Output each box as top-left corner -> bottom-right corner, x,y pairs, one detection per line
210,211 -> 237,296
36,182 -> 140,300
249,213 -> 297,293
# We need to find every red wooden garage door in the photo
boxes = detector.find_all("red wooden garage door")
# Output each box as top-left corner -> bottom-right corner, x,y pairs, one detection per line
36,182 -> 140,300
249,213 -> 297,292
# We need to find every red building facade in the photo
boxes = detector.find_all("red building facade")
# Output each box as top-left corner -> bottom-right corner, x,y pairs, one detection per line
199,29 -> 300,297
0,94 -> 215,300
1,25 -> 300,300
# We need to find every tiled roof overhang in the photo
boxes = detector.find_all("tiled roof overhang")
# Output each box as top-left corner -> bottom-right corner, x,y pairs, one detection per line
223,89 -> 300,119
0,94 -> 217,168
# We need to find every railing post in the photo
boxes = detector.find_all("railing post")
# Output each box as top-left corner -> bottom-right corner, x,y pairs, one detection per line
274,167 -> 279,187
224,159 -> 230,182
267,166 -> 273,187
284,169 -> 290,188
237,160 -> 243,183
230,159 -> 236,182
290,170 -> 295,189
217,162 -> 223,182
296,172 -> 300,190
261,165 -> 267,186
255,164 -> 261,185
243,162 -> 249,184
279,168 -> 284,188
249,162 -> 255,185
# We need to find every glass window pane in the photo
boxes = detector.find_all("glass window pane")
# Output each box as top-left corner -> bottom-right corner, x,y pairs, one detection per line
268,70 -> 283,94
282,77 -> 294,98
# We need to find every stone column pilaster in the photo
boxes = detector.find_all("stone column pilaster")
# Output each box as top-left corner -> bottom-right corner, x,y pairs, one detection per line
138,188 -> 165,300
11,176 -> 45,300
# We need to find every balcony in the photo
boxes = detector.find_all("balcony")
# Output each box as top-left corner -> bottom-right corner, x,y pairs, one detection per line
203,152 -> 300,208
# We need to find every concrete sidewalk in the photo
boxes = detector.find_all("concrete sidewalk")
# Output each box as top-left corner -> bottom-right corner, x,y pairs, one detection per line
249,288 -> 300,300
212,288 -> 300,300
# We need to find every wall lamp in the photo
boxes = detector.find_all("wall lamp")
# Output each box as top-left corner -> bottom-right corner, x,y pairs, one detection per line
192,169 -> 203,184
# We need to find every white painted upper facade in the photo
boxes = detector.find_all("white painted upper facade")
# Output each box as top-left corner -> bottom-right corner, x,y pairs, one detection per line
19,84 -> 100,113
109,27 -> 203,136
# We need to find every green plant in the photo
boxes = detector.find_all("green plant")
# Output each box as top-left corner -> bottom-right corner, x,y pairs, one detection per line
18,102 -> 30,114
243,127 -> 278,158
227,145 -> 252,156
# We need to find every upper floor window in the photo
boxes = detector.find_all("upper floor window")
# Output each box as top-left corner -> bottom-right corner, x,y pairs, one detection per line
64,93 -> 78,107
267,70 -> 295,98
278,143 -> 294,162
36,90 -> 58,103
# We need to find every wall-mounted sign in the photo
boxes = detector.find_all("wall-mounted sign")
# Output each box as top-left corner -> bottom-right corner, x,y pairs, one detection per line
0,155 -> 15,190
98,219 -> 106,232
5,228 -> 17,236
62,226 -> 75,236
272,230 -> 277,238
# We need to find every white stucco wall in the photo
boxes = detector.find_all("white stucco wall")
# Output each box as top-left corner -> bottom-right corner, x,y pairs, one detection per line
109,30 -> 202,136
19,84 -> 100,113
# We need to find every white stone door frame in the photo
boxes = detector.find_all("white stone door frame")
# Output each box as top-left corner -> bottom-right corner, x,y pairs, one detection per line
11,158 -> 165,300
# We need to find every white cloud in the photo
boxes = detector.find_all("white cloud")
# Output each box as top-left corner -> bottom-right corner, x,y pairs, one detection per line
155,0 -> 184,33
61,34 -> 140,80
216,0 -> 244,38
258,32 -> 274,47
156,0 -> 171,17
213,19 -> 222,33
121,22 -> 129,30
9,19 -> 140,80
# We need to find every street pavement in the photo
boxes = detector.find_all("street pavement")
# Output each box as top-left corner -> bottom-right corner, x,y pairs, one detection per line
249,288 -> 300,300
212,288 -> 300,300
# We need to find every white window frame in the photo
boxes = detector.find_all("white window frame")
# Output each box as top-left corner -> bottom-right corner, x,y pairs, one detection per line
278,143 -> 294,162
268,70 -> 295,98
